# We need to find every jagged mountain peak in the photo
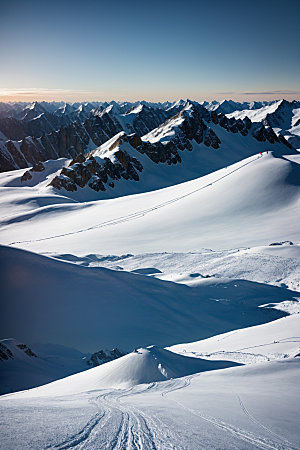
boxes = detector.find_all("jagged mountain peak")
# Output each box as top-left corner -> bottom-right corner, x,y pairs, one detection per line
0,98 -> 298,176
166,98 -> 188,111
123,103 -> 144,115
24,101 -> 44,111
21,102 -> 47,121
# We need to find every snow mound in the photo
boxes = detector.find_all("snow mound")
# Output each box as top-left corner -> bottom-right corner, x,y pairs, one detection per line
10,346 -> 239,397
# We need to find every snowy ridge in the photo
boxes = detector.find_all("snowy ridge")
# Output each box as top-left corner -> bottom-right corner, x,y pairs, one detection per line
14,100 -> 295,198
5,346 -> 239,396
0,98 -> 295,174
169,314 -> 300,364
1,151 -> 299,254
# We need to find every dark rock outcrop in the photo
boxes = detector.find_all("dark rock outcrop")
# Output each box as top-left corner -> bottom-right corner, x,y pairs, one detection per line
0,343 -> 13,361
21,170 -> 32,182
31,161 -> 45,172
49,135 -> 144,192
0,100 -> 294,176
16,343 -> 37,357
86,348 -> 126,367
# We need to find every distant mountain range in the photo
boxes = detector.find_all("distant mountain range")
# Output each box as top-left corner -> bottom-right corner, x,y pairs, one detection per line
0,99 -> 298,201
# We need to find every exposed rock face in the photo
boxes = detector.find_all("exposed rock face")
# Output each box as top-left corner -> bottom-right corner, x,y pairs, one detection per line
0,343 -> 13,361
0,100 -> 293,175
50,175 -> 78,191
69,153 -> 86,166
123,104 -> 169,136
21,170 -> 33,182
31,161 -> 45,172
0,341 -> 37,361
21,161 -> 45,182
48,104 -> 293,194
49,134 -> 144,192
0,111 -> 123,172
16,343 -> 37,357
61,164 -> 92,188
86,348 -> 126,368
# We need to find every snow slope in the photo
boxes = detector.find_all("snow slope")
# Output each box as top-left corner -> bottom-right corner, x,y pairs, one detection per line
2,244 -> 292,353
0,338 -> 90,395
226,101 -> 283,123
1,357 -> 299,449
227,100 -> 300,150
169,314 -> 300,364
4,346 -> 239,396
1,151 -> 299,255
52,242 -> 300,292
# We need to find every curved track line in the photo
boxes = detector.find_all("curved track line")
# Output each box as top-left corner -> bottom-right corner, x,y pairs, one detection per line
50,411 -> 105,449
161,376 -> 291,450
236,393 -> 300,450
9,154 -> 262,246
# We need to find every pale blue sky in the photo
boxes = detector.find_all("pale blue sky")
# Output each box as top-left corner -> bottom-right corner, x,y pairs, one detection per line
0,0 -> 299,101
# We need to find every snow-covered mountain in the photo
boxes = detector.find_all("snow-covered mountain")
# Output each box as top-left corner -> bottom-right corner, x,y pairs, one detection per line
0,98 -> 296,175
202,99 -> 276,114
14,102 -> 293,198
0,98 -> 300,449
226,99 -> 300,150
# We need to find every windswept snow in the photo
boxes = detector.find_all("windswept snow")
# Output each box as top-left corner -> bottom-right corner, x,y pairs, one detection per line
1,152 -> 299,255
169,314 -> 300,364
1,245 -> 291,353
53,242 -> 300,292
5,346 -> 239,397
1,100 -> 300,449
1,358 -> 299,449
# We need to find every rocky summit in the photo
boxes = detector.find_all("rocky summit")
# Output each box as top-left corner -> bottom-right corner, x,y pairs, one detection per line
0,99 -> 295,176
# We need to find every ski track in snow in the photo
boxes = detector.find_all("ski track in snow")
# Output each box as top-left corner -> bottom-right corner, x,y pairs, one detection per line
200,336 -> 300,356
48,372 -> 300,449
50,383 -> 177,450
50,411 -> 106,449
236,394 -> 300,450
9,154 -> 262,246
161,376 -> 298,450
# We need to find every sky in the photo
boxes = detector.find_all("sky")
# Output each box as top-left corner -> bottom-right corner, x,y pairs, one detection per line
0,0 -> 299,102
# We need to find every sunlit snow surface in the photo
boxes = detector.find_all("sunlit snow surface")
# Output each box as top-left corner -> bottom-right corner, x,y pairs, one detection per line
0,147 -> 300,448
0,152 -> 300,255
1,356 -> 299,449
226,100 -> 300,150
